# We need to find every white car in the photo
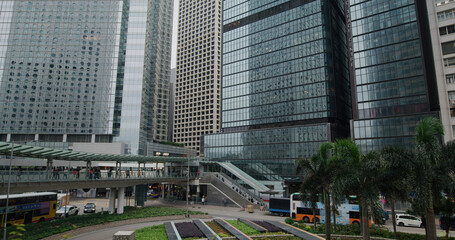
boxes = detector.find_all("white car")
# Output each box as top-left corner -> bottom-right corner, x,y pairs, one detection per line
396,214 -> 423,228
55,205 -> 79,218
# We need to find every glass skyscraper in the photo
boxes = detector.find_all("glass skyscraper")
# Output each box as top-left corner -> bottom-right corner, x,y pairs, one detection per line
203,0 -> 351,181
0,0 -> 173,155
349,0 -> 439,152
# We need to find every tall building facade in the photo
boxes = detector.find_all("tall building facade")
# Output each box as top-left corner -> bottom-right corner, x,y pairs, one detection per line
349,0 -> 439,152
0,0 -> 173,155
427,0 -> 455,143
203,0 -> 351,181
173,0 -> 222,155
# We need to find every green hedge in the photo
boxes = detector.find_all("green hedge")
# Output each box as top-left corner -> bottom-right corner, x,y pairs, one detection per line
293,223 -> 455,240
21,206 -> 205,240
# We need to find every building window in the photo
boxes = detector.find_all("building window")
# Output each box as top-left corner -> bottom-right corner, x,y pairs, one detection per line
447,74 -> 455,84
444,57 -> 455,67
437,0 -> 455,6
438,9 -> 455,22
449,91 -> 455,108
440,24 -> 455,35
442,41 -> 455,55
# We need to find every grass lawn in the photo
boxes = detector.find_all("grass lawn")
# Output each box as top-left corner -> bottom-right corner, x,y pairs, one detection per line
205,220 -> 232,238
225,220 -> 288,237
136,225 -> 167,240
21,206 -> 205,240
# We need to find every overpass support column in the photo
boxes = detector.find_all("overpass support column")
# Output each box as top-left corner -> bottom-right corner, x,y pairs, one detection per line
46,159 -> 53,180
161,184 -> 165,199
117,187 -> 125,214
109,188 -> 117,214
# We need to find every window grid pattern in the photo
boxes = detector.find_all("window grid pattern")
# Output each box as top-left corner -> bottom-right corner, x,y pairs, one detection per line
351,0 -> 433,152
201,0 -> 350,179
0,1 -> 122,135
173,0 -> 223,154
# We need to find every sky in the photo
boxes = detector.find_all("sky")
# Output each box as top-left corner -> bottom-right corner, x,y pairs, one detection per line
171,0 -> 179,69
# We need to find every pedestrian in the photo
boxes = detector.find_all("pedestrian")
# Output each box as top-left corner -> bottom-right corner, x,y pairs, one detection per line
17,166 -> 22,180
108,168 -> 112,178
202,195 -> 206,205
223,198 -> 227,207
126,169 -> 130,178
63,167 -> 68,179
73,168 -> 77,179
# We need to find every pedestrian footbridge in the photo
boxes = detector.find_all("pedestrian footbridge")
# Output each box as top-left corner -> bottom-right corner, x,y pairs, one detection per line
0,142 -> 281,212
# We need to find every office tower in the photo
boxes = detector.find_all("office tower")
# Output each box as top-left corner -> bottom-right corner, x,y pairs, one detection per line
349,0 -> 439,152
203,0 -> 351,181
0,0 -> 173,155
173,0 -> 222,155
427,0 -> 455,142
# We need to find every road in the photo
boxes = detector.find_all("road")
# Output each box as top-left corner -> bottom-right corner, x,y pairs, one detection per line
68,198 -> 287,240
382,220 -> 455,237
68,197 -> 455,239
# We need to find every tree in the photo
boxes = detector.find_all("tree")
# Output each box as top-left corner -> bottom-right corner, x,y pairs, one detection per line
379,146 -> 413,239
332,139 -> 382,240
296,142 -> 336,240
438,141 -> 455,238
411,117 -> 444,240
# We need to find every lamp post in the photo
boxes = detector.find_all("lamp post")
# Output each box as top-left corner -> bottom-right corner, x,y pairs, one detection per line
3,142 -> 13,240
186,157 -> 189,218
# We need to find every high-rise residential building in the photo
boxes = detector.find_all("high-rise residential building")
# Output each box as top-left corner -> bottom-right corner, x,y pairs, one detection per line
203,0 -> 351,182
427,0 -> 455,143
0,0 -> 173,155
173,0 -> 222,155
349,0 -> 439,152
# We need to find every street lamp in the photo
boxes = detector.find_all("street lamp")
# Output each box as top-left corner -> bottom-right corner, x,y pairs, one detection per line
3,142 -> 13,240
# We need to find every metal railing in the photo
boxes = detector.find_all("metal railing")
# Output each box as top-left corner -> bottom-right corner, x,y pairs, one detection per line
215,172 -> 262,204
0,170 -> 193,184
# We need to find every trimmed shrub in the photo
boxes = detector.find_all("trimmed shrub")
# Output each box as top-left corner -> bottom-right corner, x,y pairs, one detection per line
285,217 -> 294,225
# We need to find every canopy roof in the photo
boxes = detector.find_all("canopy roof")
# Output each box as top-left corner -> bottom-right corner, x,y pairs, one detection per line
0,142 -> 201,163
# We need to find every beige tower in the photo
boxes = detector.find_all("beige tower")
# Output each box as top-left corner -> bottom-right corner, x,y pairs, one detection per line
173,0 -> 222,154
427,0 -> 455,142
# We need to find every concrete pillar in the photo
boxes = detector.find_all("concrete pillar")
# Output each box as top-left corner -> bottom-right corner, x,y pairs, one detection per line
196,185 -> 200,203
47,159 -> 53,179
63,134 -> 67,142
117,187 -> 125,214
109,188 -> 117,214
6,134 -> 10,142
34,134 -> 39,141
91,134 -> 96,143
161,184 -> 165,199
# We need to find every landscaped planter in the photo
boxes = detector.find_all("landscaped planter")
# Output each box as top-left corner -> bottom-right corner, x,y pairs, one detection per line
175,222 -> 205,238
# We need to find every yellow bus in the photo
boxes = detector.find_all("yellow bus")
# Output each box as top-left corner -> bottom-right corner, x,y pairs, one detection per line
0,192 -> 57,227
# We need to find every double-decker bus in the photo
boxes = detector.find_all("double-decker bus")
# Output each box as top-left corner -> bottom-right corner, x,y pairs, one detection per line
290,193 -> 369,226
0,192 -> 57,227
269,197 -> 290,216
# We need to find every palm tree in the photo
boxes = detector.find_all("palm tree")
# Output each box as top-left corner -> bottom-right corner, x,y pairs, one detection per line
333,139 -> 382,240
411,117 -> 444,240
379,146 -> 413,239
296,142 -> 336,240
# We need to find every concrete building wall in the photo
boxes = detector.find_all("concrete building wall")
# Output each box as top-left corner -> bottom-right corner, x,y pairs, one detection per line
427,0 -> 455,142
